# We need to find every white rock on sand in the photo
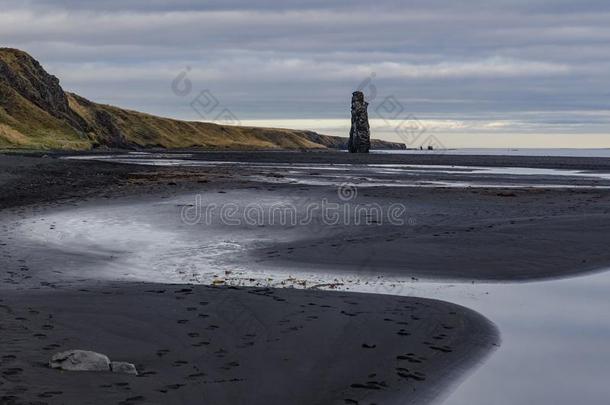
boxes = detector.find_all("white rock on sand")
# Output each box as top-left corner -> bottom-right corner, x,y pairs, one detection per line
49,350 -> 110,372
49,350 -> 138,375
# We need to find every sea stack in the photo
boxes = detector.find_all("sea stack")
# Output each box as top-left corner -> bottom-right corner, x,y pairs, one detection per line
348,91 -> 371,153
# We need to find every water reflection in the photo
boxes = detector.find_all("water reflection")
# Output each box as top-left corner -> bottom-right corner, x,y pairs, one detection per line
64,154 -> 610,188
388,273 -> 610,405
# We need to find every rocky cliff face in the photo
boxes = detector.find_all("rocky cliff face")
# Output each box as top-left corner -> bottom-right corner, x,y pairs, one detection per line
0,48 -> 86,132
0,48 -> 405,151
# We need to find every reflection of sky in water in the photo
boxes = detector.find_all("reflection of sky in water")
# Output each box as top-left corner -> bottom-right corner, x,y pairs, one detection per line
376,273 -> 610,405
64,154 -> 610,189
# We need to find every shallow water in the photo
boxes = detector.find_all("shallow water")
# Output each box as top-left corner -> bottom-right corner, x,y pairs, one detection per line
64,154 -> 610,189
365,273 -> 610,405
10,194 -> 610,405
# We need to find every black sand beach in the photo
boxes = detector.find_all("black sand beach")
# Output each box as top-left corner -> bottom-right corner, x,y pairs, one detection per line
1,284 -> 497,405
2,151 -> 610,404
3,1 -> 610,402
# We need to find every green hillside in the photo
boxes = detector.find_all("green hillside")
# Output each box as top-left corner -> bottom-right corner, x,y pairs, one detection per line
0,48 -> 405,151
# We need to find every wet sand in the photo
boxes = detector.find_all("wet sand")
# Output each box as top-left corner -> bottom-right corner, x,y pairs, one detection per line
1,284 -> 497,405
249,186 -> 610,281
2,150 -> 610,404
53,149 -> 610,171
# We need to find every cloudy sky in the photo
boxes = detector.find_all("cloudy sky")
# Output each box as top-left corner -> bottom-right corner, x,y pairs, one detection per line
2,0 -> 610,147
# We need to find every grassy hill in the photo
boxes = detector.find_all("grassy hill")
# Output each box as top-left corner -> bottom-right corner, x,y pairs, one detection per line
0,48 -> 405,151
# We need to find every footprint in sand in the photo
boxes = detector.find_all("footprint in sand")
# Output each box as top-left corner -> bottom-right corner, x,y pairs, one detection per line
2,367 -> 23,376
37,391 -> 63,398
396,368 -> 427,381
118,395 -> 146,404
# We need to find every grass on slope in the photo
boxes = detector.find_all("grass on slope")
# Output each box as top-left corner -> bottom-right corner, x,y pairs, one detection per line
0,82 -> 90,149
67,94 -> 324,150
0,48 -> 349,151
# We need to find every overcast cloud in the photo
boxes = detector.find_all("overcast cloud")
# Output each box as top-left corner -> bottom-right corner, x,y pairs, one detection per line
1,0 -> 609,147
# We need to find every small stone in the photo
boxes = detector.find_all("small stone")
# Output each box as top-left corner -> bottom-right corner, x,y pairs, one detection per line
111,361 -> 138,376
49,350 -> 110,372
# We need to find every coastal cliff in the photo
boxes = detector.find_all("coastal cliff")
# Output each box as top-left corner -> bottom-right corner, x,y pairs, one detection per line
0,48 -> 405,151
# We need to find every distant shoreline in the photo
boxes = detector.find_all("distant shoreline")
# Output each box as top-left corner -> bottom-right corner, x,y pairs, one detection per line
373,147 -> 610,158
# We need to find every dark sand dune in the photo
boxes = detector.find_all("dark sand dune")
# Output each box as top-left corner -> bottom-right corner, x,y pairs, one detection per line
1,284 -> 498,405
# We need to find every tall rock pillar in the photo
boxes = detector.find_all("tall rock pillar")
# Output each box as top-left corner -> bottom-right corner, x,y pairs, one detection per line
348,91 -> 370,153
